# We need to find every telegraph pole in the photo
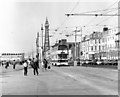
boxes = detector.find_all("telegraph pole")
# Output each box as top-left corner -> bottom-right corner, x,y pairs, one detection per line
36,32 -> 39,68
74,27 -> 77,66
65,27 -> 82,66
41,24 -> 44,62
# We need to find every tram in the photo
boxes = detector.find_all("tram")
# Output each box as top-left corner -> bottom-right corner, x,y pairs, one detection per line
51,44 -> 69,66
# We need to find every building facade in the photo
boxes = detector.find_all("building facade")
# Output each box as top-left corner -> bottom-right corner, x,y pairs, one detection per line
80,27 -> 118,61
80,31 -> 102,60
1,53 -> 24,61
105,28 -> 118,60
115,31 -> 120,69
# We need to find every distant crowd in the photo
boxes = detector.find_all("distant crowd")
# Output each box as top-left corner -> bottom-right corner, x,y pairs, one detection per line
1,55 -> 51,76
1,59 -> 20,69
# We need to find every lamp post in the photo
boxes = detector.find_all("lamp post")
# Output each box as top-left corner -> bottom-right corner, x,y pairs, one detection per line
74,27 -> 77,66
36,32 -> 40,68
41,24 -> 44,63
66,27 -> 82,66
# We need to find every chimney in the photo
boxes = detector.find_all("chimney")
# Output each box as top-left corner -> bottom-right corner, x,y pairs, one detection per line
59,40 -> 61,44
103,27 -> 108,32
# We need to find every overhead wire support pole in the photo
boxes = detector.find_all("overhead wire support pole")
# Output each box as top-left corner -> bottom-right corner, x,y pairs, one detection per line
36,32 -> 39,68
41,24 -> 44,63
65,13 -> 119,16
74,27 -> 77,66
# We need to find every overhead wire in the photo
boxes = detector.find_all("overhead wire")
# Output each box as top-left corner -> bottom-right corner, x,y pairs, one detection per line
82,4 -> 117,31
63,1 -> 118,33
53,0 -> 80,43
76,7 -> 117,14
92,0 -> 119,28
103,8 -> 118,14
56,0 -> 80,32
59,1 -> 119,37
83,0 -> 119,30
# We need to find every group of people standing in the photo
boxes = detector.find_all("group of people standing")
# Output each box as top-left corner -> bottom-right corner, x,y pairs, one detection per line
1,60 -> 17,69
23,56 -> 49,76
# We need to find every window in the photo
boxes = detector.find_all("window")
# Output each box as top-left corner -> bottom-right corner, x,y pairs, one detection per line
113,36 -> 114,40
104,38 -> 106,42
108,37 -> 109,41
95,40 -> 97,44
90,40 -> 92,44
99,39 -> 101,43
99,46 -> 101,50
102,38 -> 104,43
91,46 -> 93,51
95,46 -> 97,50
102,46 -> 104,50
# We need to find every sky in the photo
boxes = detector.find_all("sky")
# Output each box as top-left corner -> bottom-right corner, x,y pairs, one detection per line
0,0 -> 119,54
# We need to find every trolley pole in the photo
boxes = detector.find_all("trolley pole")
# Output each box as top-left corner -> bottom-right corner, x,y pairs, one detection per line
36,32 -> 39,68
74,27 -> 77,66
41,24 -> 44,63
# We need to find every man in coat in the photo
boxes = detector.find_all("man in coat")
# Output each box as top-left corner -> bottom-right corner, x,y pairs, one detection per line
32,58 -> 39,75
43,58 -> 48,71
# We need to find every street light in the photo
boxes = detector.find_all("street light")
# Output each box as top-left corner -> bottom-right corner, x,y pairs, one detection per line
74,27 -> 77,66
66,27 -> 82,66
41,24 -> 44,64
36,32 -> 40,68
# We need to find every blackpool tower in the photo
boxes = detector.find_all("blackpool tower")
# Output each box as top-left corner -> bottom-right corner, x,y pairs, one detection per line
43,18 -> 50,58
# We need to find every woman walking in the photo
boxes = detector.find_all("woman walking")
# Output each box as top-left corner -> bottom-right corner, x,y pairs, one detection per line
23,60 -> 28,76
43,58 -> 48,71
31,58 -> 39,75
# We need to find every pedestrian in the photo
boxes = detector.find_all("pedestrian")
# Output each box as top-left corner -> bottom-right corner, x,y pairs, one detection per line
48,65 -> 51,69
43,58 -> 48,71
5,61 -> 9,69
41,61 -> 45,72
32,58 -> 39,75
1,61 -> 3,67
1,61 -> 3,66
23,60 -> 28,76
27,58 -> 31,69
13,60 -> 16,69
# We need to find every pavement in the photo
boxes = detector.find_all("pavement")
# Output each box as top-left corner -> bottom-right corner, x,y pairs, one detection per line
1,64 -> 24,74
2,68 -> 102,95
1,65 -> 119,96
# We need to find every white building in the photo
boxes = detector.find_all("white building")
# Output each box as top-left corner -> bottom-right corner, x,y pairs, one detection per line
80,27 -> 118,61
100,28 -> 118,60
1,53 -> 24,61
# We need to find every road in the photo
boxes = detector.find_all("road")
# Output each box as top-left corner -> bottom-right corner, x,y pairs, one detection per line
1,65 -> 118,96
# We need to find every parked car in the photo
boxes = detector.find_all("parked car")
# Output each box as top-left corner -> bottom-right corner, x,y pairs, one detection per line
86,59 -> 98,65
96,59 -> 118,66
107,60 -> 118,66
82,60 -> 94,66
68,60 -> 74,66
96,59 -> 104,65
112,60 -> 118,66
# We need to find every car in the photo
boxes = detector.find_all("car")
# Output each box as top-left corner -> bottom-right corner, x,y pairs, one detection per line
112,60 -> 118,66
82,60 -> 94,66
108,60 -> 118,66
86,59 -> 97,65
68,60 -> 74,66
96,60 -> 104,65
